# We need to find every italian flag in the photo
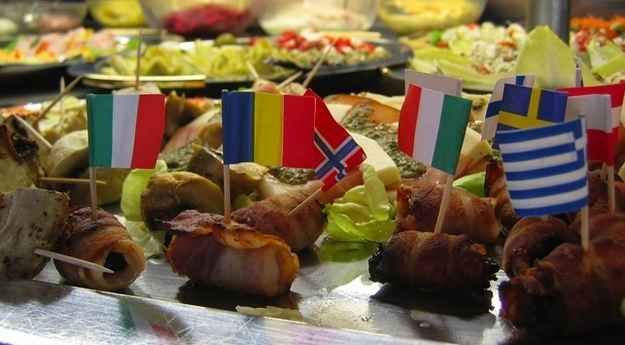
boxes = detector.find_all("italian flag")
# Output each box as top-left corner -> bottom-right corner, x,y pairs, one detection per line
87,93 -> 166,169
398,84 -> 472,175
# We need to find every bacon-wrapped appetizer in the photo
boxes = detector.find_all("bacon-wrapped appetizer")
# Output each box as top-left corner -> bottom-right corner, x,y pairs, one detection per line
587,170 -> 625,215
484,159 -> 519,229
232,182 -> 324,251
396,173 -> 500,244
166,210 -> 299,297
500,214 -> 625,334
55,207 -> 145,291
369,231 -> 498,291
0,188 -> 68,279
502,217 -> 578,277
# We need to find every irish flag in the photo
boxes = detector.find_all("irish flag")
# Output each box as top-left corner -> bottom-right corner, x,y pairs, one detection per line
222,91 -> 316,168
87,93 -> 166,169
398,84 -> 472,175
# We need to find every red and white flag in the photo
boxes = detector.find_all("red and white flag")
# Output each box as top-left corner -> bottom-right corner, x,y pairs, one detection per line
561,83 -> 625,166
305,89 -> 366,190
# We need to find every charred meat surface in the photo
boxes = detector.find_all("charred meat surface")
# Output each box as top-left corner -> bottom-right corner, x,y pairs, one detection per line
369,231 -> 498,292
55,207 -> 145,291
166,210 -> 299,297
0,188 -> 68,279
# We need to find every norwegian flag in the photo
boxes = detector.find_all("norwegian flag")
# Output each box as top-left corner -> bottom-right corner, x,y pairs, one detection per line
305,90 -> 366,190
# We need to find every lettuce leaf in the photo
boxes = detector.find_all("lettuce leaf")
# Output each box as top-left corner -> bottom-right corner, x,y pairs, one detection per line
453,171 -> 486,197
125,221 -> 165,258
515,26 -> 577,89
121,160 -> 167,221
323,164 -> 395,243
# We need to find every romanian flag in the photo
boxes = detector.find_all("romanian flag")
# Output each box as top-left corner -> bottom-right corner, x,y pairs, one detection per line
222,91 -> 316,168
399,84 -> 472,175
87,94 -> 165,169
496,84 -> 568,134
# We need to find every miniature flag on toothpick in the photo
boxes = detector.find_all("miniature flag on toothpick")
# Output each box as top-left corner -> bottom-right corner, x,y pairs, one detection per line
560,83 -> 625,215
222,91 -> 317,221
87,94 -> 166,169
404,69 -> 462,96
306,90 -> 366,191
399,83 -> 472,234
399,84 -> 472,175
222,91 -> 317,167
496,85 -> 568,134
498,118 -> 591,249
482,75 -> 535,140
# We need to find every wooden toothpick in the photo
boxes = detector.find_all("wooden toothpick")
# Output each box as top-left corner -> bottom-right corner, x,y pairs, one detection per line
135,30 -> 143,90
276,71 -> 303,91
39,177 -> 107,185
302,45 -> 332,89
581,206 -> 590,251
12,115 -> 52,149
35,249 -> 114,274
39,76 -> 83,119
246,61 -> 260,81
223,164 -> 231,224
89,167 -> 98,221
607,165 -> 616,215
433,173 -> 454,234
288,188 -> 323,216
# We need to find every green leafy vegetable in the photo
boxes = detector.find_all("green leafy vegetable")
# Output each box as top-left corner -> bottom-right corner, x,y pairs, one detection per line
125,221 -> 165,258
515,26 -> 576,89
324,165 -> 395,243
318,238 -> 378,263
453,171 -> 486,197
121,160 -> 167,221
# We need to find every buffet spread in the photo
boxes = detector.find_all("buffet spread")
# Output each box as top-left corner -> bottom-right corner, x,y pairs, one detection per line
1,2 -> 625,345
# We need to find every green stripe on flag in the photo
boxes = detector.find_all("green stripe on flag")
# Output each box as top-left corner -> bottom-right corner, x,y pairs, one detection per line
431,95 -> 471,175
87,94 -> 114,167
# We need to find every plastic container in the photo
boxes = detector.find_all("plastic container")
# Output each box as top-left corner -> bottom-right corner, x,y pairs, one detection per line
88,0 -> 145,28
257,0 -> 379,35
139,0 -> 255,37
378,0 -> 487,36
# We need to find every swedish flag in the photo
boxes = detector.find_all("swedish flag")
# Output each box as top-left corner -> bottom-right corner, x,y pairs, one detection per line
496,84 -> 568,133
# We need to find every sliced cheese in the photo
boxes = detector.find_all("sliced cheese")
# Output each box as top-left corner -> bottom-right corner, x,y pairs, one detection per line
350,132 -> 401,188
619,160 -> 625,182
461,127 -> 492,162
326,103 -> 354,123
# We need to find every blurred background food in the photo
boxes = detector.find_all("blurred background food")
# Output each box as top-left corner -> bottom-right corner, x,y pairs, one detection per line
258,0 -> 378,35
88,0 -> 145,28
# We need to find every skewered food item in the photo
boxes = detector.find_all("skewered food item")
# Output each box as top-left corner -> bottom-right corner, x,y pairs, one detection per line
0,116 -> 41,193
502,217 -> 577,277
369,231 -> 498,291
164,93 -> 214,141
587,170 -> 625,215
166,210 -> 299,297
0,188 -> 69,279
232,182 -> 324,251
396,173 -> 500,244
141,172 -> 224,231
499,214 -> 625,335
484,159 -> 519,229
55,207 -> 145,291
162,108 -> 222,154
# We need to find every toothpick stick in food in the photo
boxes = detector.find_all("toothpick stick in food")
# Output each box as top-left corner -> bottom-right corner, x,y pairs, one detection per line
223,164 -> 232,224
39,177 -> 107,185
608,165 -> 616,215
89,167 -> 98,221
39,76 -> 83,119
246,61 -> 260,81
12,115 -> 52,149
34,249 -> 114,274
277,71 -> 303,91
288,187 -> 323,216
581,205 -> 590,251
135,29 -> 143,90
302,45 -> 332,89
433,173 -> 454,234
59,77 -> 66,123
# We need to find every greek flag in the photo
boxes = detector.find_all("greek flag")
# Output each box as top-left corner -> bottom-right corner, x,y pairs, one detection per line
498,118 -> 588,217
482,75 -> 535,140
